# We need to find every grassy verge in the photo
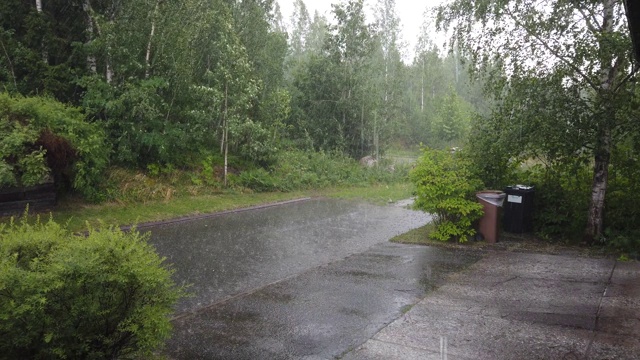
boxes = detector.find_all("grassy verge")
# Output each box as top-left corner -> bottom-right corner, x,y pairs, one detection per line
322,182 -> 414,205
391,224 -> 614,257
390,224 -> 436,245
2,183 -> 414,233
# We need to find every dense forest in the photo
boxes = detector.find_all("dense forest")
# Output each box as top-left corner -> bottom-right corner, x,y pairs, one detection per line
1,0 -> 639,251
0,0 -> 481,169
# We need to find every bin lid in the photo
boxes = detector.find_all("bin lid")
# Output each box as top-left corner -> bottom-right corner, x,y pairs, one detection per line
476,190 -> 505,198
508,184 -> 534,190
476,191 -> 506,206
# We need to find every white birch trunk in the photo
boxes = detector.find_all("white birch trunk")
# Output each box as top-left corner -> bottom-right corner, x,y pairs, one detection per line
421,58 -> 424,112
35,0 -> 48,64
223,81 -> 229,187
585,0 -> 616,242
374,111 -> 378,162
83,0 -> 97,73
145,0 -> 160,79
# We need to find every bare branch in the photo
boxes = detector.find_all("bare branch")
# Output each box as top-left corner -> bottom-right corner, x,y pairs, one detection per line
0,37 -> 17,90
612,64 -> 640,94
576,7 -> 599,34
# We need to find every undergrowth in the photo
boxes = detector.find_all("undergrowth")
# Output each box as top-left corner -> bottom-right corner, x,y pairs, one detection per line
99,150 -> 409,203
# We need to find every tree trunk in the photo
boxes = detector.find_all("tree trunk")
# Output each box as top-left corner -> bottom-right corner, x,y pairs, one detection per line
223,81 -> 229,187
374,111 -> 378,161
145,0 -> 161,79
584,0 -> 616,243
0,39 -> 17,90
90,7 -> 113,83
421,58 -> 424,112
360,103 -> 364,155
585,127 -> 611,243
83,0 -> 97,73
35,0 -> 48,64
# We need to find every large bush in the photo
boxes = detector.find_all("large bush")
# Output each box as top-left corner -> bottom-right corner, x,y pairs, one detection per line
410,148 -> 484,242
0,216 -> 183,359
0,93 -> 108,201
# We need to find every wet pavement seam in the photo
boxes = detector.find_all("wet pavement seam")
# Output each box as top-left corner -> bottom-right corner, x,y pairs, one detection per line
584,260 -> 618,359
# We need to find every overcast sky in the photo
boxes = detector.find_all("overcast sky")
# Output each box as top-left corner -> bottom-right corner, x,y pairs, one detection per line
277,0 -> 449,61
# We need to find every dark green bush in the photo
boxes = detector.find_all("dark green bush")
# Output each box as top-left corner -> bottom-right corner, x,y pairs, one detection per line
410,148 -> 484,242
513,162 -> 591,240
0,215 -> 183,359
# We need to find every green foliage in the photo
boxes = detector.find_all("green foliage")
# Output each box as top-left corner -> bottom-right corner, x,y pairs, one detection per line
606,142 -> 640,234
0,160 -> 17,187
431,89 -> 473,145
463,113 -> 520,190
0,1 -> 88,102
410,148 -> 483,242
515,162 -> 591,240
272,150 -> 365,190
17,148 -> 50,187
0,93 -> 107,200
0,118 -> 50,187
0,215 -> 183,359
232,168 -> 280,192
102,167 -> 182,204
232,119 -> 279,167
600,141 -> 640,254
81,76 -> 183,167
604,230 -> 640,259
229,150 -> 408,193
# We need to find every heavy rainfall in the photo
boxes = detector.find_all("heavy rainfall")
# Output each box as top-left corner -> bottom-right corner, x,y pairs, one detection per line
1,0 -> 639,359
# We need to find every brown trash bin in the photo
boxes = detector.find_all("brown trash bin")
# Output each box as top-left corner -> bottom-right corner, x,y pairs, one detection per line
476,191 -> 506,243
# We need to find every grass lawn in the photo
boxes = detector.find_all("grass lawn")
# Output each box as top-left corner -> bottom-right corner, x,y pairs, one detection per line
1,183 -> 414,233
391,223 -> 613,258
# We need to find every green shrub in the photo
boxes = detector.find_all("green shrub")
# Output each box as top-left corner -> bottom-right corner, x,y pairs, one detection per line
0,160 -> 17,187
0,215 -> 183,359
232,168 -> 281,192
410,148 -> 484,242
0,93 -> 108,201
18,148 -> 50,187
271,150 -> 357,189
604,229 -> 640,259
513,162 -> 591,240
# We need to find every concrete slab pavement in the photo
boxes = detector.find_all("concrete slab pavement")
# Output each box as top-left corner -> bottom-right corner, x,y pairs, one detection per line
164,243 -> 481,359
342,252 -> 640,360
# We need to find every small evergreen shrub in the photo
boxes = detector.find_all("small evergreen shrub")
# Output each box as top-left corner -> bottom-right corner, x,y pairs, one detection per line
410,148 -> 484,242
0,215 -> 183,359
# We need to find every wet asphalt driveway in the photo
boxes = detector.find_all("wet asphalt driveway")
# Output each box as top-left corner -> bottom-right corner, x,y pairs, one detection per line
148,198 -> 482,359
